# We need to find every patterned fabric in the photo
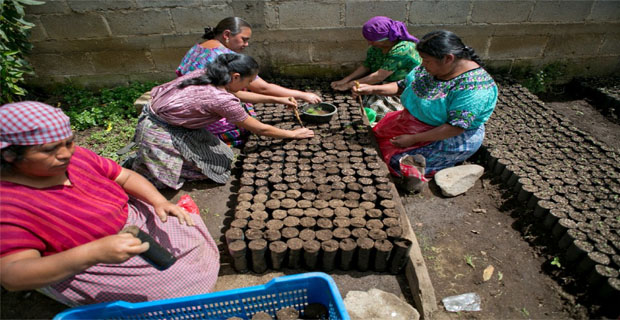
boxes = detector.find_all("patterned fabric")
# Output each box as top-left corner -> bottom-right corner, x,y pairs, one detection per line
206,103 -> 256,147
150,70 -> 248,129
362,94 -> 404,122
389,124 -> 486,177
1,146 -> 127,257
176,43 -> 233,76
0,101 -> 73,148
362,16 -> 419,42
402,66 -> 497,129
132,108 -> 234,190
363,41 -> 421,82
42,197 -> 219,306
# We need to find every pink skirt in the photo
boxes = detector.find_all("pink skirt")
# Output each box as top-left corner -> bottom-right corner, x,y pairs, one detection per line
41,198 -> 220,307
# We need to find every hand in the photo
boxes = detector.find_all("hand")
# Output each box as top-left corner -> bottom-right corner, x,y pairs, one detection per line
330,79 -> 347,90
290,128 -> 314,139
390,134 -> 418,148
351,83 -> 373,98
278,96 -> 298,109
332,81 -> 353,91
299,92 -> 322,104
152,200 -> 195,226
92,233 -> 149,264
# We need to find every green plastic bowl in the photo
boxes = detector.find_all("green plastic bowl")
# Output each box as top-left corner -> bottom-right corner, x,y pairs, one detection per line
364,107 -> 376,123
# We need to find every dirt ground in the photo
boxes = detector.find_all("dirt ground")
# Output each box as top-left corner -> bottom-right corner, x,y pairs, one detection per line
2,86 -> 619,319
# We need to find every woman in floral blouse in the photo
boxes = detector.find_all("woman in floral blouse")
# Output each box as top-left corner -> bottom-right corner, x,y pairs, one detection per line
354,30 -> 498,192
331,16 -> 422,120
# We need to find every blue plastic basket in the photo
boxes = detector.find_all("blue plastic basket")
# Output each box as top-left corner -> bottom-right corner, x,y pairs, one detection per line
54,272 -> 349,320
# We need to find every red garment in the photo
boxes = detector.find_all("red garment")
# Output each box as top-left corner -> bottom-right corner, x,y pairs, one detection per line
1,146 -> 128,257
372,110 -> 436,175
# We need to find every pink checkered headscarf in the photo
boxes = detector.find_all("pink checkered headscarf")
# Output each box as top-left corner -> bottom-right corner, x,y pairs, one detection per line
1,101 -> 73,149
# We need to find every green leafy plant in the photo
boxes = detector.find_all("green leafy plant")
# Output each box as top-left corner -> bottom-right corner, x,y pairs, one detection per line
0,0 -> 44,103
518,62 -> 567,95
465,254 -> 475,269
550,256 -> 561,268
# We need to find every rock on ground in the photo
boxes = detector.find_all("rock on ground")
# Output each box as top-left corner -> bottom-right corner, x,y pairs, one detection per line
344,288 -> 420,320
434,164 -> 484,197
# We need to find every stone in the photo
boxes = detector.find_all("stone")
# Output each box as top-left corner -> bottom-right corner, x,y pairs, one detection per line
434,164 -> 484,197
344,288 -> 420,320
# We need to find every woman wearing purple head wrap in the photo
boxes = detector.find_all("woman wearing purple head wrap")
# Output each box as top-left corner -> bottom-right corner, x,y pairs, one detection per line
331,16 -> 421,121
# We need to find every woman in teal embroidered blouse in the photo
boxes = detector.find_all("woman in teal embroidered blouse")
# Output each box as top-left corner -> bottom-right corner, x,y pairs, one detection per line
354,30 -> 498,192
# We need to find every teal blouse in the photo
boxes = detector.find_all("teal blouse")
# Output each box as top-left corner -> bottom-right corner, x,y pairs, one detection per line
399,66 -> 498,129
363,41 -> 421,82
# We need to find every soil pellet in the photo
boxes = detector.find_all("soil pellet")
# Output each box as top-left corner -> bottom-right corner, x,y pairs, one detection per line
333,227 -> 351,239
559,229 -> 585,249
231,218 -> 248,229
350,217 -> 366,228
377,190 -> 393,200
225,227 -> 244,245
339,238 -> 357,270
266,219 -> 284,230
366,219 -> 384,230
228,240 -> 248,273
288,208 -> 304,217
576,251 -> 610,275
251,211 -> 269,221
245,229 -> 264,241
329,199 -> 345,208
286,189 -> 301,199
383,208 -> 399,218
367,209 -> 383,218
352,227 -> 369,239
317,218 -> 333,229
304,208 -> 319,218
248,219 -> 266,230
334,207 -> 350,217
251,311 -> 273,320
276,307 -> 299,320
281,227 -> 299,239
386,226 -> 403,238
299,228 -> 316,241
226,317 -> 243,320
333,217 -> 350,228
269,241 -> 287,270
301,191 -> 317,200
345,192 -> 361,201
566,239 -> 594,262
281,199 -> 297,209
249,239 -> 268,273
373,239 -> 393,272
250,202 -> 266,212
383,217 -> 399,228
369,228 -> 388,241
380,200 -> 395,209
356,238 -> 375,271
286,238 -> 304,268
350,208 -> 366,218
265,199 -> 281,210
344,200 -> 359,208
360,201 -> 375,210
300,217 -> 317,228
235,210 -> 251,220
264,229 -> 282,242
316,229 -> 333,241
389,238 -> 413,274
361,193 -> 377,202
272,209 -> 287,220
303,240 -> 321,269
283,216 -> 300,228
319,208 -> 334,218
238,193 -> 253,202
270,191 -> 286,200
552,218 -> 576,239
321,239 -> 339,271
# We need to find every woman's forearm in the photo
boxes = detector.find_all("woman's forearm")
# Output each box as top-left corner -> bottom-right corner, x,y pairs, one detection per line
248,78 -> 306,99
415,124 -> 465,142
234,90 -> 286,104
115,168 -> 168,206
353,69 -> 393,85
368,82 -> 401,96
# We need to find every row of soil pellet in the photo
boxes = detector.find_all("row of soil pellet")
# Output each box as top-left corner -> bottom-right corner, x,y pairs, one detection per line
226,87 -> 414,274
480,79 -> 620,304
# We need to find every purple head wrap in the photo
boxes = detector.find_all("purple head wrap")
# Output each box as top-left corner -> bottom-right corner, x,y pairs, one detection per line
362,16 -> 418,43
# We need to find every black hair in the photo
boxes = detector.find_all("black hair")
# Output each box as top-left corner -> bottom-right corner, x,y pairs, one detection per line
416,30 -> 484,66
177,53 -> 259,89
202,17 -> 252,40
0,145 -> 30,174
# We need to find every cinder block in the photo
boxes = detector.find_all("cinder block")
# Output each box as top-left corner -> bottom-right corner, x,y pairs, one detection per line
268,42 -> 312,64
27,53 -> 94,75
345,1 -> 408,26
251,28 -> 361,43
492,24 -> 557,37
64,74 -> 131,88
484,59 -> 514,74
171,5 -> 233,34
90,51 -> 155,73
589,1 -> 620,22
128,72 -> 176,83
134,0 -> 203,8
150,48 -> 191,72
229,1 -> 268,29
25,0 -> 69,15
67,0 -> 134,12
409,1 -> 470,25
40,13 -> 109,39
530,1 -> 591,23
279,1 -> 342,29
105,10 -> 174,36
124,35 -> 166,50
163,33 -> 203,49
26,15 -> 47,42
544,33 -> 604,57
471,1 -> 533,23
32,38 -> 126,54
458,35 -> 489,59
550,23 -> 618,36
600,33 -> 620,55
264,2 -> 278,29
311,40 -> 367,63
489,35 -> 547,59
563,56 -> 620,77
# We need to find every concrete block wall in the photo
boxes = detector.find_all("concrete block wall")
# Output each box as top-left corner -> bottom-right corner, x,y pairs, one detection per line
25,0 -> 620,87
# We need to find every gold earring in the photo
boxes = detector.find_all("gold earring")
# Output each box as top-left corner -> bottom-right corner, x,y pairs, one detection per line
225,39 -> 229,44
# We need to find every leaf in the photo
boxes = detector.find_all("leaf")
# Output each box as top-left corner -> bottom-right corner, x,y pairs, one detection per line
465,255 -> 475,269
498,271 -> 503,281
483,265 -> 494,282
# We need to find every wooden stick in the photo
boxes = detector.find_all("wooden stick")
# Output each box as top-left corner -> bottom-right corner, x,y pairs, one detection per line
354,81 -> 368,121
290,97 -> 304,127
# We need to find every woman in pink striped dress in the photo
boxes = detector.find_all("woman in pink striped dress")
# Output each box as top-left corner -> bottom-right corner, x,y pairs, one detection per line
0,101 -> 220,307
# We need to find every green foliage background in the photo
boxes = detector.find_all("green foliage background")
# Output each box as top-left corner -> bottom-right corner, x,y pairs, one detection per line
0,0 -> 43,103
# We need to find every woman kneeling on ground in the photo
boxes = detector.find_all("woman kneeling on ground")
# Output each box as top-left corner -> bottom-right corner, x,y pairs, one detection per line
353,30 -> 498,192
132,53 -> 314,190
331,16 -> 422,121
0,102 -> 220,306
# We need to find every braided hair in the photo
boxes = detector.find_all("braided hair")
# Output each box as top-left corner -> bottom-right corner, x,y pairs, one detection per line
202,17 -> 252,40
416,30 -> 484,66
177,53 -> 259,89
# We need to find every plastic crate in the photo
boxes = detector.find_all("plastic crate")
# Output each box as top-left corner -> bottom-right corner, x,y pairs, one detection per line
54,272 -> 349,320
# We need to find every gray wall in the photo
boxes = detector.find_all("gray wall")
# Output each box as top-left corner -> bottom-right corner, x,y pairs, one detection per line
25,0 -> 620,87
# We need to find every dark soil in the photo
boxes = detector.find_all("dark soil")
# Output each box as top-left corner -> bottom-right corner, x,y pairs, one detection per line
2,78 -> 619,319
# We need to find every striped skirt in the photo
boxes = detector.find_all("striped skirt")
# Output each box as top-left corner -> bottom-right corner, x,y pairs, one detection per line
131,108 -> 234,189
389,124 -> 486,178
40,197 -> 220,307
